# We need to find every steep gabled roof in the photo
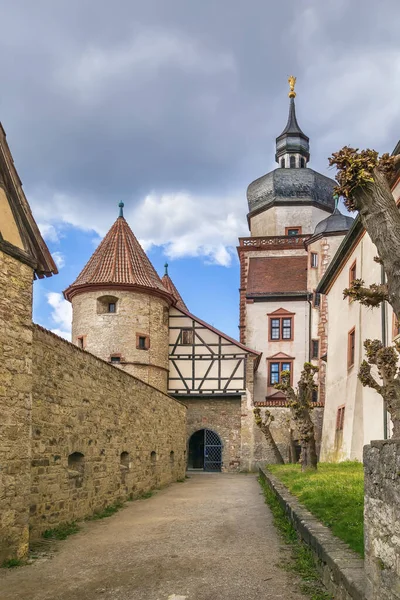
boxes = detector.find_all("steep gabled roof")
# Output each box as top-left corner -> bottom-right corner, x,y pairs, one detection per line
161,264 -> 188,310
64,214 -> 172,302
0,123 -> 57,278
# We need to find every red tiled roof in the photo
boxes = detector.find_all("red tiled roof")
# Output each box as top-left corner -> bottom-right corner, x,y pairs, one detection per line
162,274 -> 188,310
64,217 -> 171,301
247,256 -> 307,295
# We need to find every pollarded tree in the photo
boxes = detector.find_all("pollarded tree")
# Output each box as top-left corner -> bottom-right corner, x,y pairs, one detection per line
329,147 -> 400,436
275,363 -> 319,471
253,407 -> 285,464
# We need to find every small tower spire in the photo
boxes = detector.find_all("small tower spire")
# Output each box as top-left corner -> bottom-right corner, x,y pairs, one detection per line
164,262 -> 169,276
118,201 -> 124,218
275,77 -> 310,169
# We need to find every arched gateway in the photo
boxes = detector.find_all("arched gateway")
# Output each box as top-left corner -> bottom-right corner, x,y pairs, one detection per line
188,429 -> 223,472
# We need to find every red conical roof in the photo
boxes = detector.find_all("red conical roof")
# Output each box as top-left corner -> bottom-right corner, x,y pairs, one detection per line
162,270 -> 188,311
64,216 -> 172,302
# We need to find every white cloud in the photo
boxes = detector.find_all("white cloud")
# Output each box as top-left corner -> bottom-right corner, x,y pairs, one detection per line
131,192 -> 248,266
38,222 -> 60,243
52,251 -> 65,269
47,292 -> 72,340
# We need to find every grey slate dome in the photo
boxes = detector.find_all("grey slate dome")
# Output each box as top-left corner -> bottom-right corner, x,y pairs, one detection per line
247,167 -> 336,216
312,207 -> 354,237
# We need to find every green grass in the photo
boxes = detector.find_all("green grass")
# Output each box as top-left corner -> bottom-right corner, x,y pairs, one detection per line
268,462 -> 364,556
138,490 -> 153,499
86,502 -> 124,521
2,558 -> 25,568
259,477 -> 331,600
42,521 -> 80,541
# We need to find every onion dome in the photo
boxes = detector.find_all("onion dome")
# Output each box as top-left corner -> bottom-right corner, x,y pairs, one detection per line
312,207 -> 354,238
161,263 -> 188,311
63,202 -> 172,302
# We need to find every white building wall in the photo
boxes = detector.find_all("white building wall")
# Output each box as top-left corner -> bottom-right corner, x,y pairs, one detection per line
320,232 -> 389,461
250,205 -> 331,237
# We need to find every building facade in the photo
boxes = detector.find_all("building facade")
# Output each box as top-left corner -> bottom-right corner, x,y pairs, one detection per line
317,158 -> 400,461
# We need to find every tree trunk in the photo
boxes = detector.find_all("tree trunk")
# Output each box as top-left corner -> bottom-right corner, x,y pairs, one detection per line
260,423 -> 285,464
356,168 -> 400,320
288,428 -> 297,464
293,408 -> 318,471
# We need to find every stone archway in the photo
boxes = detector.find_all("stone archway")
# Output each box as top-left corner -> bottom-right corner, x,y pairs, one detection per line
188,429 -> 223,472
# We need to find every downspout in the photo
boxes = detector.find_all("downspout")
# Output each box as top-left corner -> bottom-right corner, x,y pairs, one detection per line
307,293 -> 312,363
381,265 -> 388,439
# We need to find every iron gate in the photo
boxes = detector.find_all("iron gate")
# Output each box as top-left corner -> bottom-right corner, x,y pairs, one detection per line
204,429 -> 222,472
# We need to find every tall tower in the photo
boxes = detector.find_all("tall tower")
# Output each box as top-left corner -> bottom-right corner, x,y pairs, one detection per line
64,203 -> 173,392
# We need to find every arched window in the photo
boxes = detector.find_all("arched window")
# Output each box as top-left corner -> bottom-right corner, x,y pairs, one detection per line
300,157 -> 306,168
150,451 -> 156,464
280,158 -> 285,168
68,452 -> 85,474
97,295 -> 119,315
120,451 -> 130,468
290,156 -> 296,168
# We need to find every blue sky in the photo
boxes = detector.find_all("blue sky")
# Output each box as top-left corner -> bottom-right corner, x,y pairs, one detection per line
1,1 -> 399,340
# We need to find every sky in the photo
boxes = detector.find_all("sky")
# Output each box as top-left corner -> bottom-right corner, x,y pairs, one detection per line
1,0 -> 400,340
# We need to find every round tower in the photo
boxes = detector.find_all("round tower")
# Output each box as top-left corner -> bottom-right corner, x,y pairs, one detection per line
63,202 -> 173,393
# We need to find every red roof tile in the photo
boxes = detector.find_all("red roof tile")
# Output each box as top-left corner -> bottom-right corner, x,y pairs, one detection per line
64,217 -> 171,301
162,274 -> 188,310
247,256 -> 307,295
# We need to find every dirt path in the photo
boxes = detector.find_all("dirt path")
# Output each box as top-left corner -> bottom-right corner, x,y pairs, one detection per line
0,474 -> 308,600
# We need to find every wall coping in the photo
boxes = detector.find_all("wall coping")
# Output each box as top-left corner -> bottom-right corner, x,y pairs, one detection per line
258,465 -> 366,600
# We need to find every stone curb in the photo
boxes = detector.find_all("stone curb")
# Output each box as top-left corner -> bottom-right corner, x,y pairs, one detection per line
258,465 -> 366,600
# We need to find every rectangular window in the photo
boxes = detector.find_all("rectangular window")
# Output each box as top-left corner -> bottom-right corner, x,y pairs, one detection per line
136,333 -> 150,350
336,406 -> 345,430
110,355 -> 121,363
269,315 -> 293,341
313,292 -> 321,308
77,336 -> 85,350
270,319 -> 280,340
268,361 -> 292,386
348,328 -> 355,368
311,253 -> 318,268
311,339 -> 319,359
349,260 -> 357,284
285,227 -> 301,236
181,329 -> 194,345
108,302 -> 116,313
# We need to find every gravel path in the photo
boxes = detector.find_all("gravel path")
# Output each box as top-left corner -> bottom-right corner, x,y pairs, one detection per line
0,473 -> 308,600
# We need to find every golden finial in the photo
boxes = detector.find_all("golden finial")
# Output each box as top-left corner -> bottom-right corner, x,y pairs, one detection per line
288,75 -> 296,98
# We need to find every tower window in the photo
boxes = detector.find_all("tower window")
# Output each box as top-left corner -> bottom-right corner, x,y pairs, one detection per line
97,295 -> 118,314
300,157 -> 306,168
311,253 -> 318,268
285,226 -> 302,236
108,302 -> 116,313
136,334 -> 150,350
77,335 -> 86,349
280,158 -> 285,168
290,156 -> 296,168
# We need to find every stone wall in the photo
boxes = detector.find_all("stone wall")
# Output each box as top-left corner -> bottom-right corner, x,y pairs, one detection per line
30,325 -> 186,539
364,439 -> 400,600
71,290 -> 170,392
184,397 -> 241,472
0,250 -> 33,562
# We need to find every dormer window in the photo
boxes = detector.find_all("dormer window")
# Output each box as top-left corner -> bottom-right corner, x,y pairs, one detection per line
97,295 -> 118,314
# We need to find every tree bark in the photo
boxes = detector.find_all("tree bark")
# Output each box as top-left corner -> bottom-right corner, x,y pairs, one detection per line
355,168 -> 400,320
293,407 -> 318,471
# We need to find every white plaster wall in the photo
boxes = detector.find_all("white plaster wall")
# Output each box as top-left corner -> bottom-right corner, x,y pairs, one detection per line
250,205 -> 330,237
246,299 -> 310,403
321,232 -> 387,461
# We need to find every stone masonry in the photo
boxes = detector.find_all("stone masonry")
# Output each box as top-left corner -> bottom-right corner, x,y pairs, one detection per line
364,439 -> 400,600
0,250 -> 33,562
30,325 -> 186,539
